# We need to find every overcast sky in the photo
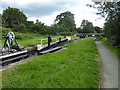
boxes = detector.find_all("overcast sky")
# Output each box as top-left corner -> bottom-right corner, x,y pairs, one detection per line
0,0 -> 105,28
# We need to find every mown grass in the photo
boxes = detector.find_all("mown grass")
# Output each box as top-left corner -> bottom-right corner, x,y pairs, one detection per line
2,32 -> 78,47
1,27 -> 79,47
1,32 -> 44,47
17,35 -> 67,47
1,31 -> 59,47
69,35 -> 79,39
100,38 -> 120,59
2,38 -> 100,88
0,27 -> 58,47
17,34 -> 45,47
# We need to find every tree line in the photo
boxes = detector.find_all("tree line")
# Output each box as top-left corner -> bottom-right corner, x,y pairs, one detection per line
1,7 -> 102,35
88,1 -> 120,46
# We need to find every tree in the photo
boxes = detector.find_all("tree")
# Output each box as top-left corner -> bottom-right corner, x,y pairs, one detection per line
43,25 -> 52,35
0,13 -> 2,27
35,21 -> 45,34
26,21 -> 34,30
2,7 -> 27,29
28,20 -> 45,34
54,11 -> 76,32
50,24 -> 59,35
94,26 -> 102,33
88,1 -> 120,46
78,20 -> 94,33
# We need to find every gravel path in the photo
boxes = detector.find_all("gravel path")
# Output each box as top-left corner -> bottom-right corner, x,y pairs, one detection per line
95,41 -> 119,88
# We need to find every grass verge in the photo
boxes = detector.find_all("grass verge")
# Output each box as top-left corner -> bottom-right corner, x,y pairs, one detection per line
100,38 -> 120,59
2,38 -> 100,88
1,32 -> 78,47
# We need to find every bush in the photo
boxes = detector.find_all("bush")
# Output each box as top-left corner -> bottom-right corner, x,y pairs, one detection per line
13,25 -> 28,33
0,27 -> 12,36
60,32 -> 75,36
14,32 -> 39,40
0,27 -> 39,40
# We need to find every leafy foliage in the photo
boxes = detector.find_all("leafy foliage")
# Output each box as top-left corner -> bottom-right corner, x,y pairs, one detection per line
94,26 -> 103,33
88,2 -> 120,46
78,20 -> 94,33
2,8 -> 77,35
29,21 -> 45,34
0,13 -> 2,27
2,7 -> 27,29
102,2 -> 120,46
54,11 -> 76,33
0,27 -> 12,36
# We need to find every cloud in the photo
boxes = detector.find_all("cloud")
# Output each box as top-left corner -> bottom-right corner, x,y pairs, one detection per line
63,2 -> 105,27
1,0 -> 105,28
27,11 -> 66,26
2,0 -> 55,5
22,2 -> 68,17
1,1 -> 69,17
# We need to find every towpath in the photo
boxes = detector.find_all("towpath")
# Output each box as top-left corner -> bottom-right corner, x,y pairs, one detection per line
95,41 -> 119,88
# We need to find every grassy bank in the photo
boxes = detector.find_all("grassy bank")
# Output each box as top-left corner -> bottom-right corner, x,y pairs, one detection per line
0,27 -> 58,47
17,35 -> 78,47
1,27 -> 79,47
100,38 -> 120,59
2,38 -> 100,88
1,31 -> 78,47
1,32 -> 45,47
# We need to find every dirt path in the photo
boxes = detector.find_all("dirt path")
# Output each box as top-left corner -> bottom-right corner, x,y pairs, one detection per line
95,41 -> 119,88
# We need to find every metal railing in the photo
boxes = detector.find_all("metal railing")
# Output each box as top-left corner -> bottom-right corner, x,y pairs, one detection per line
40,37 -> 59,45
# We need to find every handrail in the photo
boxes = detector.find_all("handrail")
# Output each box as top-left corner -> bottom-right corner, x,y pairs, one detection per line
40,37 -> 59,45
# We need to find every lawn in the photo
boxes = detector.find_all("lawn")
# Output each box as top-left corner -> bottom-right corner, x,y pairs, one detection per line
1,31 -> 79,47
1,27 -> 79,47
2,38 -> 100,88
17,35 -> 75,47
1,32 -> 55,47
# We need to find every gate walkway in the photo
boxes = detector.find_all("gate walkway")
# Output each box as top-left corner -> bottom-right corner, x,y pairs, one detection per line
95,41 -> 119,88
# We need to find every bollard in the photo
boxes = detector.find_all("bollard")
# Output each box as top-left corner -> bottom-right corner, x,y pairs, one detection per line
59,36 -> 61,43
48,36 -> 52,49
